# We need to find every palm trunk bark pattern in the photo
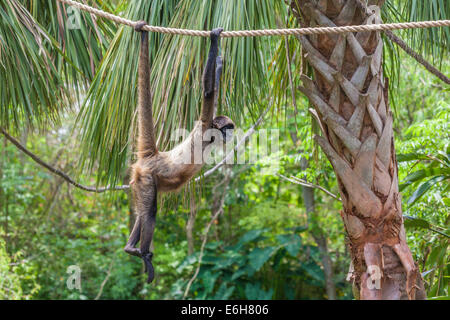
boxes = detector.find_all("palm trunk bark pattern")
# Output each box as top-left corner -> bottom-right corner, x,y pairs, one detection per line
290,0 -> 425,299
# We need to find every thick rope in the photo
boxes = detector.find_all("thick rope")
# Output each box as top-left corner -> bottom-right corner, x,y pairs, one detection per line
58,0 -> 450,37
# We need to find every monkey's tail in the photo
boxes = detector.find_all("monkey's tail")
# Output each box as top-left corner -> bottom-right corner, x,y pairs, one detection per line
136,22 -> 157,158
200,28 -> 222,124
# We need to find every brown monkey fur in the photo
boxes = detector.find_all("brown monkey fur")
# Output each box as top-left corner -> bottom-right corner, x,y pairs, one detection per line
125,22 -> 234,283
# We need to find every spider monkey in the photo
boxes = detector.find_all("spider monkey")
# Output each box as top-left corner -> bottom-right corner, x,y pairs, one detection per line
125,21 -> 235,283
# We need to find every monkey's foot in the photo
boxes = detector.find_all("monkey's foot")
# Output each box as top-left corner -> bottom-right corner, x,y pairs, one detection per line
142,252 -> 155,283
124,246 -> 155,283
124,245 -> 142,257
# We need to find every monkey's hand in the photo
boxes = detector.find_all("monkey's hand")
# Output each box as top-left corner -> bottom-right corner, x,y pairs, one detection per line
142,252 -> 155,283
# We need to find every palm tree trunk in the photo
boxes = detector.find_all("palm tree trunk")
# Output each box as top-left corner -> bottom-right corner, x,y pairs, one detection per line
290,0 -> 425,299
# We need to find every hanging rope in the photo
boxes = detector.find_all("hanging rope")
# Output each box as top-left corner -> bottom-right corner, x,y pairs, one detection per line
58,0 -> 450,37
58,0 -> 449,83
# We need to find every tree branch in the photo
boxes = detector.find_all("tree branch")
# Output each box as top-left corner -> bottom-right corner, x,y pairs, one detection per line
183,207 -> 223,299
354,0 -> 450,84
0,127 -> 129,192
277,173 -> 341,200
183,170 -> 231,298
94,255 -> 116,300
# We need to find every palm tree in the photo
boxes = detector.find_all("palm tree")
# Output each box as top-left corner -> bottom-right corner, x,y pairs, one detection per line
288,0 -> 428,300
1,0 -> 447,299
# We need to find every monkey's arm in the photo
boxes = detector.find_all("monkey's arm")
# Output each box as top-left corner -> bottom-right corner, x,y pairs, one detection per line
200,28 -> 223,124
136,21 -> 157,158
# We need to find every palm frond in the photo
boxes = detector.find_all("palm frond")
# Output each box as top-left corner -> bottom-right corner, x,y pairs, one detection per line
78,0 -> 287,186
26,0 -> 117,88
380,0 -> 449,108
0,0 -> 65,131
386,0 -> 450,64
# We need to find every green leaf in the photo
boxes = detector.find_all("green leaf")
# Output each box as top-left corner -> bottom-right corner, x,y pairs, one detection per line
176,253 -> 198,272
401,168 -> 449,191
397,153 -> 430,162
421,269 -> 435,278
428,296 -> 450,300
407,175 -> 447,206
0,0 -> 66,130
427,246 -> 447,267
276,234 -> 302,257
231,268 -> 248,281
436,151 -> 450,165
213,283 -> 235,300
244,283 -> 259,300
243,265 -> 257,278
399,0 -> 450,62
211,257 -> 234,270
301,261 -> 325,283
236,228 -> 270,248
443,197 -> 450,206
201,271 -> 219,295
244,282 -> 273,300
403,216 -> 432,229
205,241 -> 223,250
248,246 -> 278,271
284,225 -> 308,233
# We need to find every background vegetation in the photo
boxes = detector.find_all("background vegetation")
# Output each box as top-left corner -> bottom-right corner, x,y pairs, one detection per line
0,0 -> 448,299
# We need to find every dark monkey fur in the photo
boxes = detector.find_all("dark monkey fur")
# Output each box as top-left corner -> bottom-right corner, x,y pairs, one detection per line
126,21 -> 234,283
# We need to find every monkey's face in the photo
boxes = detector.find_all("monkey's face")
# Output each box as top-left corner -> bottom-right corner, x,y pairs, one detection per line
211,115 -> 235,143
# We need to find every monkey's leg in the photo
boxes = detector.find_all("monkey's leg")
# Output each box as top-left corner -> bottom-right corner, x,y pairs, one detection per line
135,177 -> 157,283
124,216 -> 142,257
139,206 -> 157,283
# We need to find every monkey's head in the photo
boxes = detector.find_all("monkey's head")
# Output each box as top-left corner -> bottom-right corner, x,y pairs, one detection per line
211,115 -> 235,142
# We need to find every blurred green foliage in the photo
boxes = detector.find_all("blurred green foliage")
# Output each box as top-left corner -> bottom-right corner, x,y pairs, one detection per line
1,55 -> 447,300
394,62 -> 449,299
0,0 -> 448,300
